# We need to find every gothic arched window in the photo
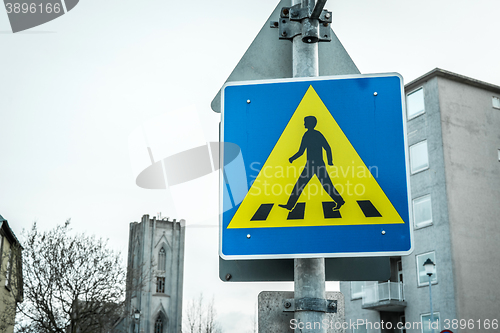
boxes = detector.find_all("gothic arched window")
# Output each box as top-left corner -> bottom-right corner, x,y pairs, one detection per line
156,277 -> 165,293
158,247 -> 166,271
155,317 -> 163,333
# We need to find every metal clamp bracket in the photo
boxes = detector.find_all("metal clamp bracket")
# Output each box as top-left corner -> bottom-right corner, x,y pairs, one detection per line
270,0 -> 332,43
286,4 -> 332,22
283,298 -> 337,313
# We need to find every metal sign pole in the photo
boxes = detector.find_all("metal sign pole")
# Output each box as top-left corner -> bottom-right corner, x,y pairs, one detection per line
292,1 -> 326,332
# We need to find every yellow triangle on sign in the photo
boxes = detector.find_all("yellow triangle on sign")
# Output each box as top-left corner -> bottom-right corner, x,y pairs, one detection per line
227,86 -> 404,229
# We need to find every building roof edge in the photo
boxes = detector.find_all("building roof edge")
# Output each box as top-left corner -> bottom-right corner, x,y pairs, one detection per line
0,218 -> 23,249
405,68 -> 500,94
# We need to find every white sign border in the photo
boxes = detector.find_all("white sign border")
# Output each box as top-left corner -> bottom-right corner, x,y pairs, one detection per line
219,73 -> 414,260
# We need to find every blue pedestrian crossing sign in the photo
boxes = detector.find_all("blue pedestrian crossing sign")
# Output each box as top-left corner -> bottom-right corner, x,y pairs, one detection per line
220,74 -> 413,259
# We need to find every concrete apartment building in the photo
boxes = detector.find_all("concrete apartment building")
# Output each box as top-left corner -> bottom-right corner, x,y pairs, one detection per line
340,68 -> 500,333
0,215 -> 23,333
113,215 -> 185,333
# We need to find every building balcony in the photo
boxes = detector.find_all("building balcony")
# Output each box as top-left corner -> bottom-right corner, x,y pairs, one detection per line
362,281 -> 407,312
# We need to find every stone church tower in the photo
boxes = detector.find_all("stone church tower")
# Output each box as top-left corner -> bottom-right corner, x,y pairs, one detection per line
120,214 -> 185,333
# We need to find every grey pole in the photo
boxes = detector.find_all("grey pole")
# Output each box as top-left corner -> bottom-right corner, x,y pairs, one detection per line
292,0 -> 326,332
428,274 -> 434,333
292,0 -> 319,77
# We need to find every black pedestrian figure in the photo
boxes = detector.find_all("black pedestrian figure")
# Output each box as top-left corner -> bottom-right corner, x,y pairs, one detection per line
278,116 -> 345,211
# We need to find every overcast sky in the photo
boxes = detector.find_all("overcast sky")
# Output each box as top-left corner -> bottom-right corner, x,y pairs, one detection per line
1,0 -> 499,332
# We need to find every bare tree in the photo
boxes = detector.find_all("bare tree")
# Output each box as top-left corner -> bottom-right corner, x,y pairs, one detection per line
15,221 -> 126,333
251,302 -> 257,333
183,294 -> 223,333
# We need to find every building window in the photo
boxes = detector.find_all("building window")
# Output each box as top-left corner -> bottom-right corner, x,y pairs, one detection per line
156,277 -> 165,293
416,252 -> 437,286
410,140 -> 429,174
397,260 -> 404,283
5,248 -> 12,288
420,312 -> 440,333
350,281 -> 364,300
413,194 -> 433,228
407,87 -> 425,119
493,96 -> 500,109
155,317 -> 164,333
0,235 -> 3,272
158,247 -> 166,271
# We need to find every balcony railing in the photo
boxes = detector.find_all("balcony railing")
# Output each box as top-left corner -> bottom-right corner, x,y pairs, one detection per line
362,281 -> 405,308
